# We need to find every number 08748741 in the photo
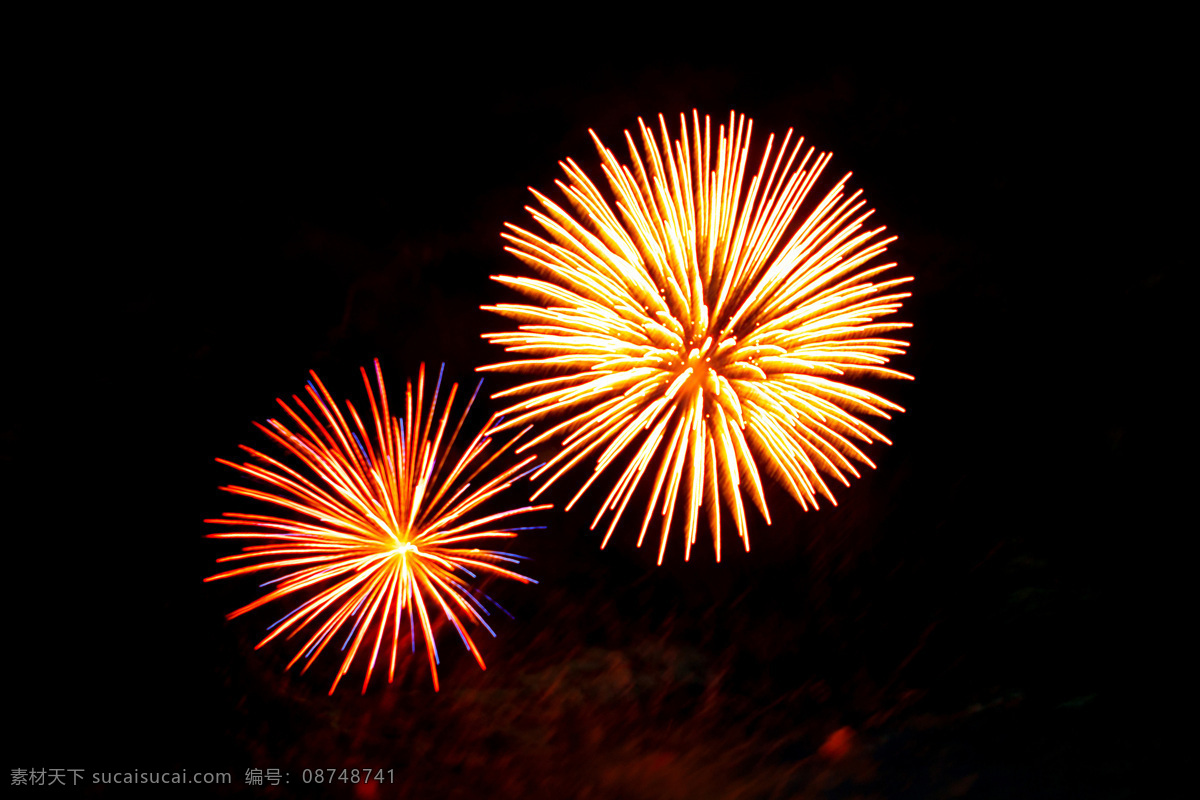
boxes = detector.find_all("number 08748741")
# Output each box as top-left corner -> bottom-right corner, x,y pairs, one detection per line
301,769 -> 394,784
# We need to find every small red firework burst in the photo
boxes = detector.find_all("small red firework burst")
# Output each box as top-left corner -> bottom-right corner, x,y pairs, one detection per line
206,360 -> 548,693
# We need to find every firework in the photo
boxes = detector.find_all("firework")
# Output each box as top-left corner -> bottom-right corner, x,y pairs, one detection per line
206,360 -> 548,693
482,110 -> 912,563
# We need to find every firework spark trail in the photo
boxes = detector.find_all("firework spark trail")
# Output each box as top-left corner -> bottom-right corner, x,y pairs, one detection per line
482,110 -> 912,563
206,360 -> 550,693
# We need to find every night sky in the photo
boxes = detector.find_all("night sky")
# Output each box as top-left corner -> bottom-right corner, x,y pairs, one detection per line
7,17 -> 1186,798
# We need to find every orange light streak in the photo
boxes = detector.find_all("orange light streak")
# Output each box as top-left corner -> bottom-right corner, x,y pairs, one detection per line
206,360 -> 549,693
482,111 -> 911,563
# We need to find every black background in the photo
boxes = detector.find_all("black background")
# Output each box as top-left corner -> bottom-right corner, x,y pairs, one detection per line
7,13 -> 1186,798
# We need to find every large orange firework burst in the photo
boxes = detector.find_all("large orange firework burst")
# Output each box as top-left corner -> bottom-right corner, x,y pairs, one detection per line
482,110 -> 912,563
206,361 -> 549,693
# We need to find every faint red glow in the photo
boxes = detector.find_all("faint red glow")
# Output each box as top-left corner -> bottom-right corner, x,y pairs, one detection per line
819,726 -> 855,761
